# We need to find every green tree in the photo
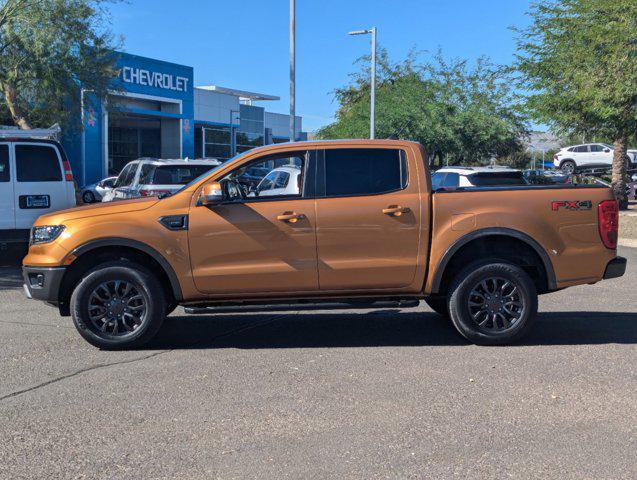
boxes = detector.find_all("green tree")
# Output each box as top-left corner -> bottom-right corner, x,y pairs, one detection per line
317,49 -> 528,167
516,0 -> 637,208
0,0 -> 119,130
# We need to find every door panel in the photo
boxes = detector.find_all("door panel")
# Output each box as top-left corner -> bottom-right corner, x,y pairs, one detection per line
316,192 -> 421,290
189,198 -> 318,294
315,148 -> 422,291
13,143 -> 67,229
0,144 -> 15,230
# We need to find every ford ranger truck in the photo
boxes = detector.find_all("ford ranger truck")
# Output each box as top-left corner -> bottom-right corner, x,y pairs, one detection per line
22,140 -> 627,348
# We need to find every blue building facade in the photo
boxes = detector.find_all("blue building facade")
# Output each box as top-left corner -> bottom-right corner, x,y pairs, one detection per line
63,51 -> 304,187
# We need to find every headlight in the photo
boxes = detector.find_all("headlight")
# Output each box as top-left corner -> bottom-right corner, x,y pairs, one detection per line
30,225 -> 66,245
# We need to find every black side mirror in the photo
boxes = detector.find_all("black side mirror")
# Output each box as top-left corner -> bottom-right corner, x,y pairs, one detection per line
604,148 -> 611,153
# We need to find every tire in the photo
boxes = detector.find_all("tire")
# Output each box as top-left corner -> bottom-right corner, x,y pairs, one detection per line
166,302 -> 178,316
82,191 -> 95,204
424,296 -> 448,317
447,262 -> 537,346
560,160 -> 576,174
70,261 -> 166,349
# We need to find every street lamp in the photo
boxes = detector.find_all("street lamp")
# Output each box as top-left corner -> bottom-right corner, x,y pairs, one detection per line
349,27 -> 376,139
289,0 -> 296,142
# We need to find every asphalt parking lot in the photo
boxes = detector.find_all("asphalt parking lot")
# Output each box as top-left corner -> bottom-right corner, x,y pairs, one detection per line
0,246 -> 635,479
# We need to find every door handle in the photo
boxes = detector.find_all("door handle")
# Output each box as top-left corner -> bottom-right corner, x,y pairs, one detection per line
277,212 -> 306,223
382,205 -> 410,216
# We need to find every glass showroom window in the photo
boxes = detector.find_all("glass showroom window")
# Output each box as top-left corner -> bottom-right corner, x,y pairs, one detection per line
236,131 -> 264,154
202,126 -> 232,160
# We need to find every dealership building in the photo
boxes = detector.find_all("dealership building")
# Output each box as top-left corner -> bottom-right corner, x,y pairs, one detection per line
63,52 -> 305,186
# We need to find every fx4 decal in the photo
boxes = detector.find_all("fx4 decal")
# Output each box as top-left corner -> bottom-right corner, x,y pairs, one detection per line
551,200 -> 592,211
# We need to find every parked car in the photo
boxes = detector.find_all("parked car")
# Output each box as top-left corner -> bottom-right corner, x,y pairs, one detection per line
102,158 -> 221,202
80,176 -> 117,204
248,165 -> 302,197
431,166 -> 528,190
0,137 -> 76,245
22,140 -> 625,349
553,143 -> 637,174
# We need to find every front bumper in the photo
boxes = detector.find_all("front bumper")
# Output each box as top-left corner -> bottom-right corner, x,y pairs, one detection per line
603,256 -> 627,280
22,266 -> 66,305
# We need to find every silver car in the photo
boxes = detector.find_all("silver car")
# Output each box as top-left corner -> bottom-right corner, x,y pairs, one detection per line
80,176 -> 117,203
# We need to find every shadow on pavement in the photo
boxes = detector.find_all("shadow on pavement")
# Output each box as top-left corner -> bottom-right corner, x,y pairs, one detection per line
145,310 -> 637,350
0,247 -> 26,289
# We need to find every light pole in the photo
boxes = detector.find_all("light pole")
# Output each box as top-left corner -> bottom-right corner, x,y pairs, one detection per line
289,0 -> 296,142
348,27 -> 376,139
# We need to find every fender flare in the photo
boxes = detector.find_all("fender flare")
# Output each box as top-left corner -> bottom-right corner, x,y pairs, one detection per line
430,227 -> 557,294
69,237 -> 183,301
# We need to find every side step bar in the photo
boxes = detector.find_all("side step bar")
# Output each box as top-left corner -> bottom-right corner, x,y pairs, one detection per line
184,299 -> 421,315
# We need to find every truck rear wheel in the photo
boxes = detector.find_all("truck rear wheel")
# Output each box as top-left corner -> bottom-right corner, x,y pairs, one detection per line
70,261 -> 166,349
447,262 -> 537,345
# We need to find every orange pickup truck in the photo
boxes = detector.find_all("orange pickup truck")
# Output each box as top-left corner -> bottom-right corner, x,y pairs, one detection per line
22,140 -> 626,348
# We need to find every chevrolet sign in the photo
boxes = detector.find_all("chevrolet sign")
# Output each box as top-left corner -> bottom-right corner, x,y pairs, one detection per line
120,66 -> 189,93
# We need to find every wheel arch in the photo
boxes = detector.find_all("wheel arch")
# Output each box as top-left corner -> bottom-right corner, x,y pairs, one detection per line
430,228 -> 557,295
57,238 -> 183,315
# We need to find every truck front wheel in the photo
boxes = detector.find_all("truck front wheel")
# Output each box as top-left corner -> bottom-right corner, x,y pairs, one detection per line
70,262 -> 166,349
447,262 -> 537,345
424,296 -> 449,317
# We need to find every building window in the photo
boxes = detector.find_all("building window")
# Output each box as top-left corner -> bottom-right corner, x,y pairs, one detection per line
237,104 -> 265,154
236,131 -> 264,153
198,125 -> 232,161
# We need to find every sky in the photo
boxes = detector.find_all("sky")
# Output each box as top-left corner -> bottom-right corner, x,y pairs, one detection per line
108,0 -> 534,132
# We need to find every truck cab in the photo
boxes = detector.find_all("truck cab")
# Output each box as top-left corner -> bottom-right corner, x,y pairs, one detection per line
22,140 -> 626,349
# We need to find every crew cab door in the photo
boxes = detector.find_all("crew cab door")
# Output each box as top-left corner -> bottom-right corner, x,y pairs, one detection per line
314,147 -> 424,291
188,150 -> 319,295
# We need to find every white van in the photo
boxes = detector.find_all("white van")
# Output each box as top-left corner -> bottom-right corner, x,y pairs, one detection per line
0,138 -> 76,244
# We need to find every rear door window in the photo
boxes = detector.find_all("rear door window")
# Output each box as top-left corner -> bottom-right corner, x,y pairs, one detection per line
274,171 -> 290,189
15,145 -> 62,182
0,145 -> 10,182
323,148 -> 407,196
573,145 -> 589,153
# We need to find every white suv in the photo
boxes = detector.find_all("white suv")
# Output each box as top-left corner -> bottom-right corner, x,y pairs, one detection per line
102,158 -> 221,202
431,166 -> 528,190
248,165 -> 302,197
553,143 -> 637,174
